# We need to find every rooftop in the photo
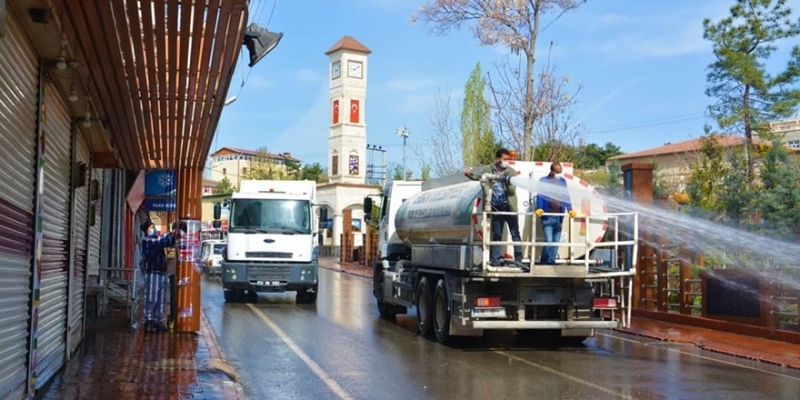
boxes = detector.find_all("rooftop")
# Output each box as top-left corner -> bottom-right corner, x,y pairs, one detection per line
325,36 -> 372,55
609,134 -> 751,161
210,146 -> 301,162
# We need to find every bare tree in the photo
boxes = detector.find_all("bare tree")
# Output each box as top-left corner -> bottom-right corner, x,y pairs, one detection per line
413,0 -> 585,161
412,87 -> 463,177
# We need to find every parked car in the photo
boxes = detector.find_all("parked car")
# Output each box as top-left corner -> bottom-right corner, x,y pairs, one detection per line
201,240 -> 226,276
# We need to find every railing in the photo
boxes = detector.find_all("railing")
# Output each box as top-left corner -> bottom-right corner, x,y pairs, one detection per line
472,209 -> 640,276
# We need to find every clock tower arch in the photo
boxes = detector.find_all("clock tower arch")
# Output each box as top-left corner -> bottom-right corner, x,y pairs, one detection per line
326,36 -> 371,185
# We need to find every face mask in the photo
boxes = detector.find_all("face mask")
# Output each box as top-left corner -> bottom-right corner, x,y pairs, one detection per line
148,228 -> 157,237
499,161 -> 509,169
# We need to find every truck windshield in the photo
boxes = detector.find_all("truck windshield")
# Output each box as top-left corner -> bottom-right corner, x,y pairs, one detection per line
229,199 -> 311,234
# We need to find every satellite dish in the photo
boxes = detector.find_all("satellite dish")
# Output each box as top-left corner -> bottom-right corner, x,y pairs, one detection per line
242,23 -> 283,68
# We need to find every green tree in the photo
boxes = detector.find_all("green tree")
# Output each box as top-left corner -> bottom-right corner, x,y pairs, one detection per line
421,163 -> 432,181
703,0 -> 800,184
603,160 -> 623,197
300,162 -> 329,183
717,149 -> 752,226
687,136 -> 728,212
577,142 -> 623,170
461,62 -> 496,166
214,177 -> 236,195
753,140 -> 800,238
243,147 -> 299,180
390,163 -> 404,180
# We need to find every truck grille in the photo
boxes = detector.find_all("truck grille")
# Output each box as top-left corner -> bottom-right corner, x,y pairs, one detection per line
246,252 -> 293,258
248,265 -> 292,281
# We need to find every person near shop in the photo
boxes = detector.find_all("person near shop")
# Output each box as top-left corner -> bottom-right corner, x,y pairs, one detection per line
140,220 -> 177,333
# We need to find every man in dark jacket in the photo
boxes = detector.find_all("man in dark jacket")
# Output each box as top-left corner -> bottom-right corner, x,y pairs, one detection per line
464,148 -> 522,266
141,220 -> 176,332
535,162 -> 576,264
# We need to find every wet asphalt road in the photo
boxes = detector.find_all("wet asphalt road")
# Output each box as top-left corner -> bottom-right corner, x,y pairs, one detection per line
201,269 -> 800,400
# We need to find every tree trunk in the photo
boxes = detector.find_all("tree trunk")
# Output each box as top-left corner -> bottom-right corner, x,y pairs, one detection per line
523,6 -> 540,161
743,84 -> 754,187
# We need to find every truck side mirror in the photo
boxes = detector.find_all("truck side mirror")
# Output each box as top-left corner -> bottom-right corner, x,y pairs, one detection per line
213,202 -> 222,220
319,207 -> 328,229
212,220 -> 221,229
363,197 -> 372,222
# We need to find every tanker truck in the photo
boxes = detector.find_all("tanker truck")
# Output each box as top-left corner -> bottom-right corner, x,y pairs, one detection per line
363,161 -> 639,344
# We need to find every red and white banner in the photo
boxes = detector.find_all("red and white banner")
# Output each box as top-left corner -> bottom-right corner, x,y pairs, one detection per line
332,99 -> 339,124
350,99 -> 359,124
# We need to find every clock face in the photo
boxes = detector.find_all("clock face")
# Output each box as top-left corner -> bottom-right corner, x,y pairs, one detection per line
348,60 -> 363,78
331,61 -> 341,79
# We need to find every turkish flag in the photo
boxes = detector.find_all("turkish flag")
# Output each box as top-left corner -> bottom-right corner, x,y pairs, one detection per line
350,100 -> 359,124
333,100 -> 339,124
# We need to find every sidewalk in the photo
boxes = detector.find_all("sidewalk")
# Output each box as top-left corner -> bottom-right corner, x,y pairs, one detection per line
36,311 -> 244,399
319,257 -> 800,370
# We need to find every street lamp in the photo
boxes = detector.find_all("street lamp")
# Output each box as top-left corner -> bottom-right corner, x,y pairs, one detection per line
396,126 -> 409,179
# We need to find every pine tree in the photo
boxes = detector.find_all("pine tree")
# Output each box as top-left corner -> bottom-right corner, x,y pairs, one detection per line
703,0 -> 800,185
753,140 -> 800,239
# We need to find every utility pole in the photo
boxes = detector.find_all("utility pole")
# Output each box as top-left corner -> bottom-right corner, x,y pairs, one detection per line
366,144 -> 387,186
396,126 -> 410,179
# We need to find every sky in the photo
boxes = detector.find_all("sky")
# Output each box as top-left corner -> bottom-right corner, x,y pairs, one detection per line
210,0 -> 799,177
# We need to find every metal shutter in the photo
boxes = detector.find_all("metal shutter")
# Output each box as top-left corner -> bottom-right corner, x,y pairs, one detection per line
86,168 -> 104,278
68,133 -> 90,354
34,84 -> 73,388
0,12 -> 39,399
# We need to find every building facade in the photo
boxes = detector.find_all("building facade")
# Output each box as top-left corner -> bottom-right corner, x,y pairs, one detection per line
208,147 -> 301,188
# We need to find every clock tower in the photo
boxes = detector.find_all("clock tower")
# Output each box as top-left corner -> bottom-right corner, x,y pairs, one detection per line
325,36 -> 371,184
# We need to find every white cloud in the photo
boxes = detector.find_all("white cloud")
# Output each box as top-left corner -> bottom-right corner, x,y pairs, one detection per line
294,68 -> 322,83
248,74 -> 274,88
270,84 -> 330,164
592,1 -> 732,60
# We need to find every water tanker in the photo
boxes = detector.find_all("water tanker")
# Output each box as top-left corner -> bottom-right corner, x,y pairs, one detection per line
364,161 -> 639,345
394,172 -> 610,261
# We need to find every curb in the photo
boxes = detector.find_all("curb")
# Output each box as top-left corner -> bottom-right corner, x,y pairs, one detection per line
616,328 -> 800,370
319,261 -> 372,279
200,311 -> 246,399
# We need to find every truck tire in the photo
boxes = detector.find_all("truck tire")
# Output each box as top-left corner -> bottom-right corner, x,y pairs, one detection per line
224,290 -> 233,303
416,276 -> 433,337
296,284 -> 318,304
433,279 -> 451,343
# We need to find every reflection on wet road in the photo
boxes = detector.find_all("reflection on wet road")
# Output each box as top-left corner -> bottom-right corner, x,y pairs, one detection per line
201,269 -> 800,400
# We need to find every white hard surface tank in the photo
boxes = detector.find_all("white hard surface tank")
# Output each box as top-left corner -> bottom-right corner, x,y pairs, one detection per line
395,161 -> 609,261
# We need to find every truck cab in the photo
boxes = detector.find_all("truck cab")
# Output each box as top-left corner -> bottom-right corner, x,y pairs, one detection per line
216,180 -> 319,304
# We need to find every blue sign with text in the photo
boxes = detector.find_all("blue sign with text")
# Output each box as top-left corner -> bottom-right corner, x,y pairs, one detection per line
145,170 -> 177,198
143,198 -> 177,212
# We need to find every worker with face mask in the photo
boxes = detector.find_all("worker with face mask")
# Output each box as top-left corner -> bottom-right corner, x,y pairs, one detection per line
464,148 -> 522,266
534,162 -> 576,265
140,220 -> 177,333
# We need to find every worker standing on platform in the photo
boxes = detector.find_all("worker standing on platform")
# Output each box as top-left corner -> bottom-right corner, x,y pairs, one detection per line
140,220 -> 177,333
464,148 -> 522,266
535,162 -> 576,265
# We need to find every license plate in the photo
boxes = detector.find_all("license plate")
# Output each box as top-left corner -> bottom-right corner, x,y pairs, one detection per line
256,281 -> 278,286
471,307 -> 506,318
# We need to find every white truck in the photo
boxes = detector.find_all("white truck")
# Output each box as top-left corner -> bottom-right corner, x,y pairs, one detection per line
215,180 -> 319,304
364,161 -> 639,343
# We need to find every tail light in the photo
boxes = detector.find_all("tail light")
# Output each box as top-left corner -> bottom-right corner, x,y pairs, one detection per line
593,297 -> 617,309
474,296 -> 501,307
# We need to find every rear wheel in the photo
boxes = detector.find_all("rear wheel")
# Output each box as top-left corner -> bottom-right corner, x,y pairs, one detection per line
416,276 -> 433,337
433,279 -> 451,343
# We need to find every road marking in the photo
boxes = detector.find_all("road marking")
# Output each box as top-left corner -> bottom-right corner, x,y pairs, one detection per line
246,304 -> 354,400
494,350 -> 635,399
597,332 -> 800,382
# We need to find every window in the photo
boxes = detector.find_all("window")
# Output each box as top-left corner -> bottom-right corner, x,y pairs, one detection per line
242,167 -> 248,176
332,155 -> 339,175
213,244 -> 226,255
788,140 -> 800,149
223,168 -> 227,176
229,199 -> 312,233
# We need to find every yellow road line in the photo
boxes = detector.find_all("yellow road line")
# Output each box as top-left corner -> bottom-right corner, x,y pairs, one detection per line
494,350 -> 635,399
597,332 -> 800,382
246,304 -> 354,400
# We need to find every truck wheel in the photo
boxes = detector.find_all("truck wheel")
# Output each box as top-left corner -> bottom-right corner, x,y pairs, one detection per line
416,277 -> 433,337
224,290 -> 233,303
433,279 -> 451,344
296,284 -> 318,304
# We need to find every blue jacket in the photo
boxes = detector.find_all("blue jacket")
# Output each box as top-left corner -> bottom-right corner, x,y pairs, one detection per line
536,175 -> 572,214
141,233 -> 175,272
